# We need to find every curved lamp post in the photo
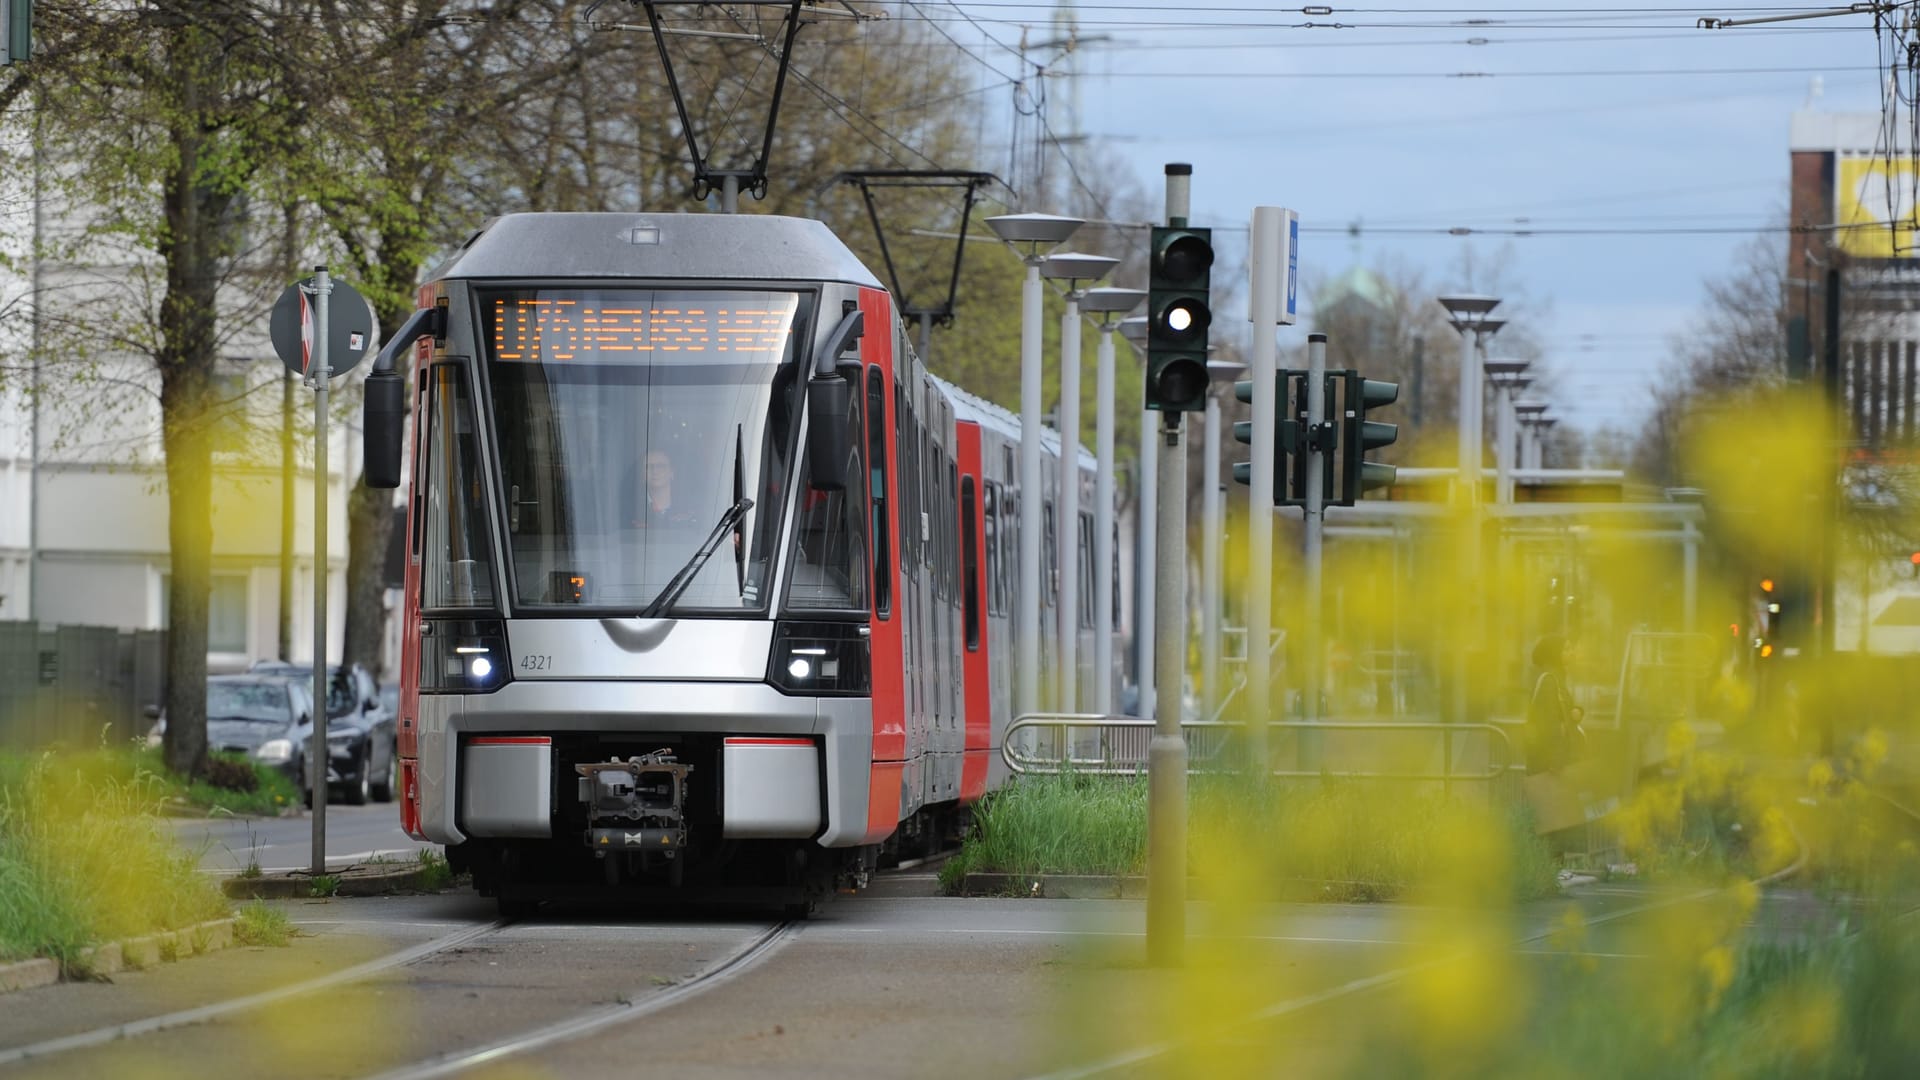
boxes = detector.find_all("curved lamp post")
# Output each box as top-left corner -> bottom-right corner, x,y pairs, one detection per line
1040,252 -> 1118,714
987,212 -> 1084,718
1081,287 -> 1147,716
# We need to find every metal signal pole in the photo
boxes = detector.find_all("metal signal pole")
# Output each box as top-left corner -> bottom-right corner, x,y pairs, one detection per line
308,267 -> 332,881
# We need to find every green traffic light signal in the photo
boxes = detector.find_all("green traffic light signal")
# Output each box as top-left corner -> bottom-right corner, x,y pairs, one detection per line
1338,371 -> 1399,505
1146,225 -> 1212,412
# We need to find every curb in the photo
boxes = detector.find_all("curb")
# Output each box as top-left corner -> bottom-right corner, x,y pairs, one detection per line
954,873 -> 1414,903
959,873 -> 1145,899
0,959 -> 59,994
0,917 -> 237,994
221,863 -> 433,900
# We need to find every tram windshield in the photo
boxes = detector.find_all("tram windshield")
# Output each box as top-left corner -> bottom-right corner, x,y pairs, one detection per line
482,287 -> 809,614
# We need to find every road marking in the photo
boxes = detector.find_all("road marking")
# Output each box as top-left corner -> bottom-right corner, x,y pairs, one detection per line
0,920 -> 509,1067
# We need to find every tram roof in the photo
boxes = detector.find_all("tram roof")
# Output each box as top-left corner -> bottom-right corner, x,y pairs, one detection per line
428,212 -> 884,287
941,376 -> 1097,468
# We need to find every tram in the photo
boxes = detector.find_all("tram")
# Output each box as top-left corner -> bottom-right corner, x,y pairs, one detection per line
362,213 -> 1101,912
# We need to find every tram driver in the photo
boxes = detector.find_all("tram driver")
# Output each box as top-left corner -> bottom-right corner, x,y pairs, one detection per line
631,449 -> 699,530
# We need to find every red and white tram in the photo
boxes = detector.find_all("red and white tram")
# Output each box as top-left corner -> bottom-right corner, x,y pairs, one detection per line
363,213 -> 1103,913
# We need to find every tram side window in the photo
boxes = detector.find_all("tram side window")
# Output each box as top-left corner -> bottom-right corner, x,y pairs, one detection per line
1002,487 -> 1017,611
895,384 -> 914,577
921,423 -> 936,578
423,363 -> 496,609
786,381 -> 867,612
1078,511 -> 1095,630
1042,502 -> 1056,608
983,482 -> 1000,617
961,476 -> 980,650
866,368 -> 890,618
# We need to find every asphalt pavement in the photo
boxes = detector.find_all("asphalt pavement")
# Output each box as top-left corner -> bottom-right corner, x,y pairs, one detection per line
0,868 -> 1758,1080
167,802 -> 431,873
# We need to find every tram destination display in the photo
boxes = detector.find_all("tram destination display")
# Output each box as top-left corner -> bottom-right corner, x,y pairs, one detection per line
488,290 -> 800,365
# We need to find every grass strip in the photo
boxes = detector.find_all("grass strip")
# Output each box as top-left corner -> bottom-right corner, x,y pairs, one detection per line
942,773 -> 1557,902
0,750 -> 229,964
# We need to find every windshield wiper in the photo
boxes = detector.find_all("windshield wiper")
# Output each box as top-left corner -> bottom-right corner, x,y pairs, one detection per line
639,496 -> 755,619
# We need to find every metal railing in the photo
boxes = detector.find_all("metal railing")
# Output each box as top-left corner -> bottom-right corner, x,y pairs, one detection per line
1209,628 -> 1286,723
1004,713 -> 1523,785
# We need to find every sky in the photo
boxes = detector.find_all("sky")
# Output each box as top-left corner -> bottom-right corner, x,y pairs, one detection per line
902,0 -> 1890,434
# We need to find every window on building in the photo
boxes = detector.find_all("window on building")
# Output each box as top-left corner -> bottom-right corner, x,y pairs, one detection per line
161,572 -> 248,654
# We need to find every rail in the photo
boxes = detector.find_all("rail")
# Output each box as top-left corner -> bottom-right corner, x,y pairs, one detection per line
1003,713 -> 1522,783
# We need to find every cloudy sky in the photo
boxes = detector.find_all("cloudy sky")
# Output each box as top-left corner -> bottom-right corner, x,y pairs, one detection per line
910,0 -> 1888,433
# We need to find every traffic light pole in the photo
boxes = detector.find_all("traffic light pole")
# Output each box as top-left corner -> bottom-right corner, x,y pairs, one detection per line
1243,207 -> 1294,771
1302,333 -> 1327,765
1137,394 -> 1158,719
1148,163 -> 1192,969
1201,395 -> 1223,718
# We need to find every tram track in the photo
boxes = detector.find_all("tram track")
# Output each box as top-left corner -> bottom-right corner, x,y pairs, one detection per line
0,918 -> 511,1068
362,919 -> 799,1080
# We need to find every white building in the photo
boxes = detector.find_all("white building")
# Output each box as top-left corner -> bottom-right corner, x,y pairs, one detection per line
0,124 -> 365,673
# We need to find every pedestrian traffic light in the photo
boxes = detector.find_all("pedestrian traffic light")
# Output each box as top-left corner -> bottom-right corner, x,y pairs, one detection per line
1144,225 -> 1212,412
1337,371 -> 1399,506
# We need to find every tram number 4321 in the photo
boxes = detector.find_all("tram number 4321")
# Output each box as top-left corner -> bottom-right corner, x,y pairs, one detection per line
520,655 -> 553,672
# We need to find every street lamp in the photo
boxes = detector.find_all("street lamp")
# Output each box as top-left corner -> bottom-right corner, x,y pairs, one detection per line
1117,313 -> 1155,716
1042,252 -> 1119,715
1437,295 -> 1504,497
987,212 -> 1085,719
1436,294 -> 1503,728
1201,356 -> 1246,721
1515,400 -> 1549,471
1081,286 -> 1146,717
1484,358 -> 1530,504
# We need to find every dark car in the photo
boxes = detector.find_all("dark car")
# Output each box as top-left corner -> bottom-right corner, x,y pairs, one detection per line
200,674 -> 317,803
248,661 -> 398,805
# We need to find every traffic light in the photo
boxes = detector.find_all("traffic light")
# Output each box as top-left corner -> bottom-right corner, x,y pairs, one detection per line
1336,371 -> 1399,506
1144,225 -> 1213,412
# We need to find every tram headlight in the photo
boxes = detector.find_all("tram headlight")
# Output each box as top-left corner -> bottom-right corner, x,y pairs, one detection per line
421,619 -> 512,693
769,622 -> 869,696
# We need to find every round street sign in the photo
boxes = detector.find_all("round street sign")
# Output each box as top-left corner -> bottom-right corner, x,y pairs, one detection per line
270,276 -> 377,379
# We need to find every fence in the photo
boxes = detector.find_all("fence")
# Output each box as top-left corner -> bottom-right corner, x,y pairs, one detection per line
0,622 -> 167,752
1004,713 -> 1523,796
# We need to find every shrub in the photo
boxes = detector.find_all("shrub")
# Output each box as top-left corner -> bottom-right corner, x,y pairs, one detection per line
199,754 -> 259,793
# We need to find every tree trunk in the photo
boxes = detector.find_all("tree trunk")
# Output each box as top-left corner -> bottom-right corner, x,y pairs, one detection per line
341,474 -> 396,675
156,100 -> 223,779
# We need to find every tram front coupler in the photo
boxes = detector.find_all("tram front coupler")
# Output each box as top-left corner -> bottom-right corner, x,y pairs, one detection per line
577,752 -> 692,854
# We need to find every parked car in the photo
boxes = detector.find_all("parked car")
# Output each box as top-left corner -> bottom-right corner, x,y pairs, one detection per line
247,661 -> 398,805
147,674 -> 387,807
201,674 -> 316,803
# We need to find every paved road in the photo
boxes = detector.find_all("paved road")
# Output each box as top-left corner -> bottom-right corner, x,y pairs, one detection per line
3,870 -> 1839,1080
167,802 -> 431,873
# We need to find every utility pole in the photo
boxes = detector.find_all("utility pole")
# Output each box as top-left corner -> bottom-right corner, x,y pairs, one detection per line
1819,264 -> 1842,757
